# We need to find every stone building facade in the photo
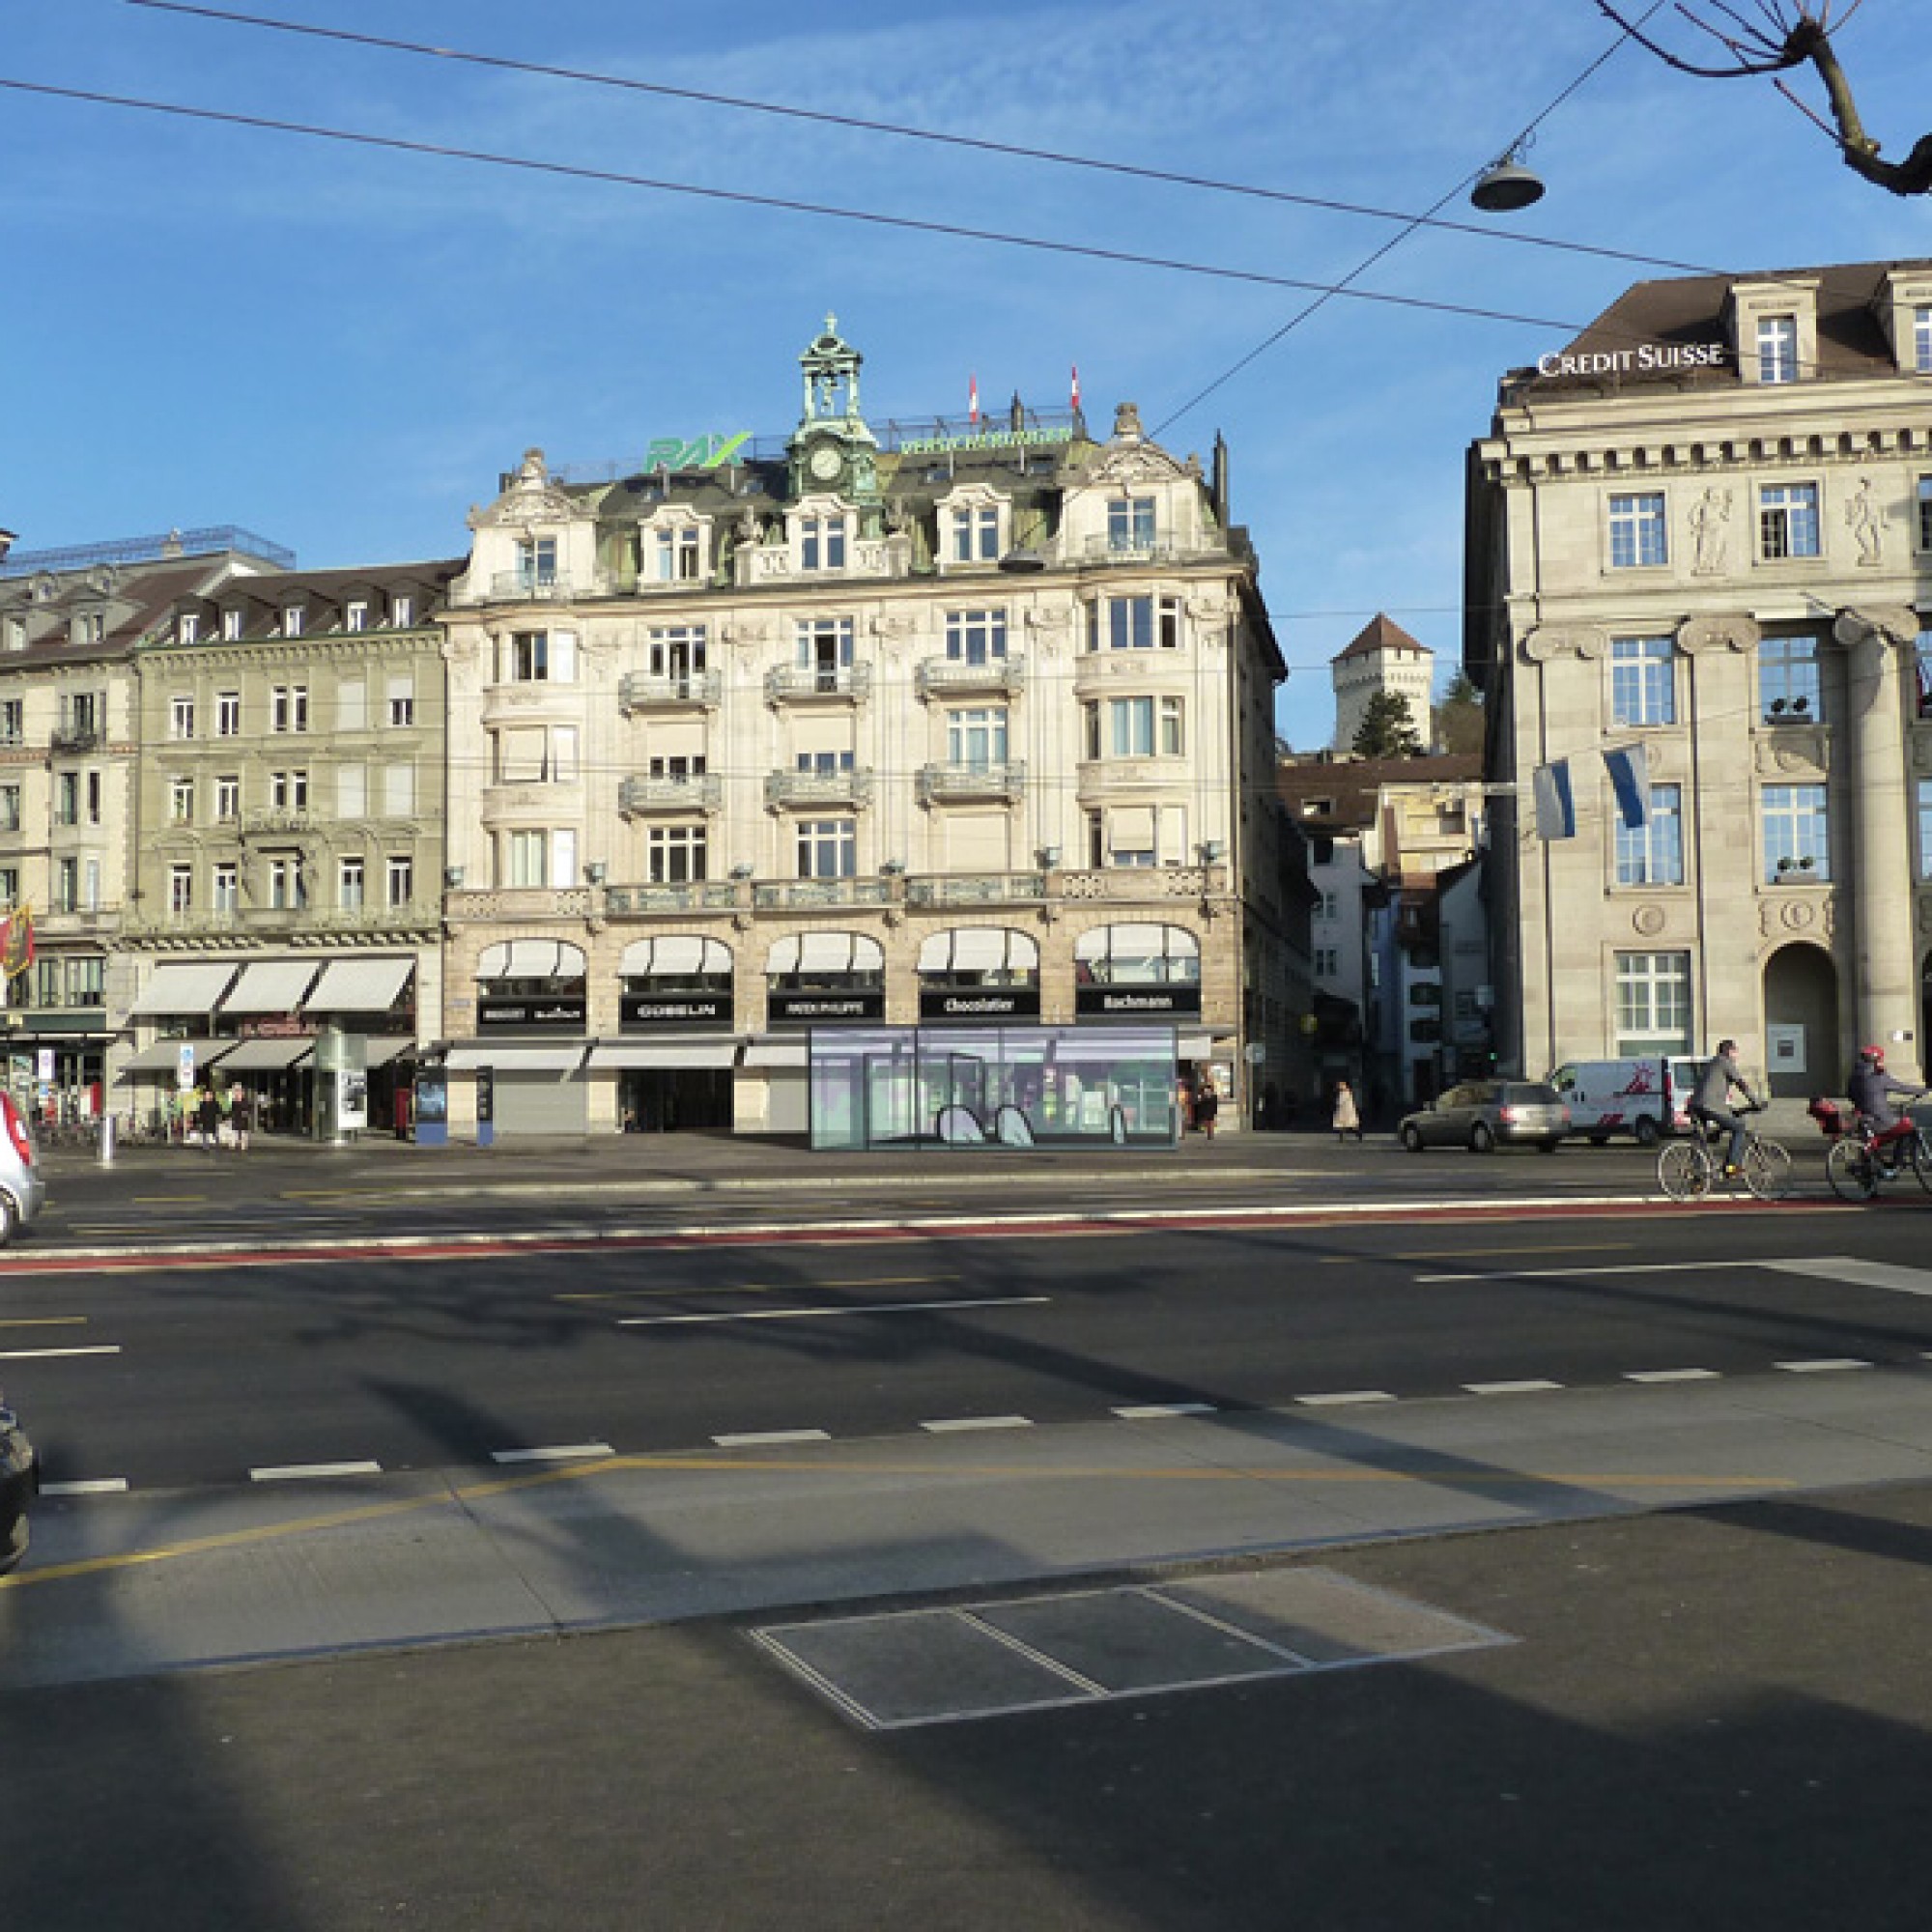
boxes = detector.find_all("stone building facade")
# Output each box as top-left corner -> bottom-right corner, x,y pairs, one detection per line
1465,258 -> 1932,1095
437,320 -> 1304,1137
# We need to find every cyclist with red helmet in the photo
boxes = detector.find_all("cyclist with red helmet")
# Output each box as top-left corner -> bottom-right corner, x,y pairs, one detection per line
1848,1045 -> 1925,1172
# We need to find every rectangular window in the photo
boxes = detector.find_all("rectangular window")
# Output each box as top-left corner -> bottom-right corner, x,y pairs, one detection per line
947,707 -> 1009,767
385,855 -> 413,907
647,824 -> 707,884
270,685 -> 309,732
795,616 -> 855,687
1757,314 -> 1799,384
222,609 -> 243,641
282,607 -> 304,639
1107,497 -> 1156,551
1607,492 -> 1667,569
1610,635 -> 1676,726
392,594 -> 413,629
54,858 -> 77,914
1614,951 -> 1692,1055
1918,475 -> 1932,553
1918,781 -> 1932,878
339,856 -> 365,909
215,775 -> 240,822
216,691 -> 241,736
1094,595 -> 1182,651
515,536 -> 557,590
796,816 -> 857,879
647,624 -> 707,682
800,514 -> 848,571
950,505 -> 1001,562
0,867 -> 15,905
338,681 -> 368,730
654,525 -> 702,582
169,865 -> 192,915
338,763 -> 366,818
212,863 -> 238,913
86,770 -> 101,825
383,764 -> 414,816
169,695 -> 196,739
386,678 -> 415,727
3,615 -> 25,653
1159,696 -> 1184,756
506,829 -> 548,888
169,777 -> 194,825
55,772 -> 79,827
1764,782 -> 1830,882
1313,947 -> 1339,978
178,612 -> 199,645
507,631 -> 574,682
1759,482 -> 1821,559
269,770 -> 309,810
1915,304 -> 1931,375
0,785 -> 17,833
0,700 -> 19,745
945,610 -> 1008,664
1615,782 -> 1684,886
345,601 -> 368,633
267,857 -> 307,910
1759,634 -> 1823,724
791,751 -> 850,776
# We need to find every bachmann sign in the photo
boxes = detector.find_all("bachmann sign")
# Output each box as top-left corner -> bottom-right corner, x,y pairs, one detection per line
1075,985 -> 1202,1019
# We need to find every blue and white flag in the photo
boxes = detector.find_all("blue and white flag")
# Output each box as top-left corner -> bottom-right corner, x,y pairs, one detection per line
1603,742 -> 1650,829
1532,759 -> 1576,840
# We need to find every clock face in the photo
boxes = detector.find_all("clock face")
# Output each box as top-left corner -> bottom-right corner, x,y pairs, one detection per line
807,443 -> 843,484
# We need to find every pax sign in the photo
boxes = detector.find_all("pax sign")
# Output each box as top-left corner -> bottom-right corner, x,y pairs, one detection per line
642,432 -> 753,470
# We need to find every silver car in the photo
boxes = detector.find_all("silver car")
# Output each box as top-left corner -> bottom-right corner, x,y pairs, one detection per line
0,1091 -> 46,1242
1400,1080 -> 1571,1154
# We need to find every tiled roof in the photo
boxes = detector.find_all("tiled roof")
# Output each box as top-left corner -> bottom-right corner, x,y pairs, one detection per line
1334,613 -> 1429,664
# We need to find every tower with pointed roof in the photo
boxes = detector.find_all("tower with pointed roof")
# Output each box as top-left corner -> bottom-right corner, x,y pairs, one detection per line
1331,613 -> 1434,753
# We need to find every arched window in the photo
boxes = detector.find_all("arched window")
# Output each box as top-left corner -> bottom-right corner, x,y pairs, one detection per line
620,935 -> 731,993
766,931 -> 884,989
477,939 -> 586,990
916,926 -> 1039,989
1073,923 -> 1201,986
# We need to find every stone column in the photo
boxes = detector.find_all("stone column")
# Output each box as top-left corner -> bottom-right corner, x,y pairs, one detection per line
1833,607 -> 1919,1054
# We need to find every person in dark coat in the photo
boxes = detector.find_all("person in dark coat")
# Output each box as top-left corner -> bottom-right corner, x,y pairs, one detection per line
197,1084 -> 221,1151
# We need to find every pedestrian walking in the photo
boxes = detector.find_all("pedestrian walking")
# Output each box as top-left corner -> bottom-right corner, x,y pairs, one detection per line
229,1084 -> 252,1152
197,1084 -> 221,1152
1194,1078 -> 1219,1141
1332,1079 -> 1363,1143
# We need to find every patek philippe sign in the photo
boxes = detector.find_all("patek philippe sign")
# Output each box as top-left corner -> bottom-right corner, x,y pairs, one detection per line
770,989 -> 885,1025
919,988 -> 1042,1022
1534,342 -> 1728,379
477,993 -> 586,1033
621,992 -> 730,1030
1075,985 -> 1202,1019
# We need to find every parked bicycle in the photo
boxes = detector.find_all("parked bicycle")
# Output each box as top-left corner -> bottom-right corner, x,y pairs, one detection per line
1810,1095 -> 1932,1203
1657,1104 -> 1793,1203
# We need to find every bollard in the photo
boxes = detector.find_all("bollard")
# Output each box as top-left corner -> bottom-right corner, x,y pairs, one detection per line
98,1112 -> 115,1167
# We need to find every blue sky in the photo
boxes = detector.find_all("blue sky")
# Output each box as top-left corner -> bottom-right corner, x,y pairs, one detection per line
4,0 -> 1929,747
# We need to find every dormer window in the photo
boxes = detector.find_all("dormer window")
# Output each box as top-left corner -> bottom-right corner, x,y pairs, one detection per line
72,611 -> 104,645
516,536 -> 557,591
951,504 -> 1000,563
178,611 -> 200,644
800,513 -> 848,571
1757,315 -> 1799,384
346,601 -> 369,633
222,609 -> 243,640
2,615 -> 23,653
283,606 -> 304,638
1107,496 -> 1157,553
392,594 -> 413,628
653,524 -> 703,582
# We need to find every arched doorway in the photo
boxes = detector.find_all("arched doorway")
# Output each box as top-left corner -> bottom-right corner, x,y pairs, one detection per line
1761,943 -> 1838,1099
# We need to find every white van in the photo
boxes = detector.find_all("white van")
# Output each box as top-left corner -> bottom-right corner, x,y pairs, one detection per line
1547,1057 -> 1703,1145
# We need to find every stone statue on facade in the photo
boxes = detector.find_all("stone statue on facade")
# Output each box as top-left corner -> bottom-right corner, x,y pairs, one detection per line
1846,476 -> 1886,567
1689,485 -> 1730,576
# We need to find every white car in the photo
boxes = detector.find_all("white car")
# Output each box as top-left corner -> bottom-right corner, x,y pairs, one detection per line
0,1091 -> 47,1243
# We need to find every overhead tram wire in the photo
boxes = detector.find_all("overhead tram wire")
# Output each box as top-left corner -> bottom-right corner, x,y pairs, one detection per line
1154,0 -> 1672,438
119,0 -> 1720,284
0,75 -> 1588,337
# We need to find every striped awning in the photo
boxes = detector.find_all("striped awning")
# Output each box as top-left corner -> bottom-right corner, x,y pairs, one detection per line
129,962 -> 242,1017
221,960 -> 322,1014
215,1037 -> 315,1072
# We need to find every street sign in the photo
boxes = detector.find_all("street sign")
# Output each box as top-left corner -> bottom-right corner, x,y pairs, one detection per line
177,1043 -> 196,1090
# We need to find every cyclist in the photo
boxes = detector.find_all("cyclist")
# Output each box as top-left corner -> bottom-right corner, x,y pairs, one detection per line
1847,1045 -> 1925,1174
1689,1037 -> 1762,1176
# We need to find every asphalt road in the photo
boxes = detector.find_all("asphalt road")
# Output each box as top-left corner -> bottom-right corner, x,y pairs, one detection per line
9,1185 -> 1932,1494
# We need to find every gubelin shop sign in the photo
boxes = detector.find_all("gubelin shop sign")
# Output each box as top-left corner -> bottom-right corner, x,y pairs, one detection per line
1535,341 -> 1729,379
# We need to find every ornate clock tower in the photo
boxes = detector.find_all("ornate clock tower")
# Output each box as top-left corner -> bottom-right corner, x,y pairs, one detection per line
788,315 -> 882,524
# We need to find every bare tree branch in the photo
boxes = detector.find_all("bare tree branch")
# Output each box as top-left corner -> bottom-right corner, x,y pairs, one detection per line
1597,1 -> 1932,194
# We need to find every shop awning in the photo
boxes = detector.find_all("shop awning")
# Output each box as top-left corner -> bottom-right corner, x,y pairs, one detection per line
120,1037 -> 238,1074
586,1039 -> 739,1070
444,1043 -> 586,1071
129,962 -> 242,1017
1179,1032 -> 1213,1059
619,935 -> 731,977
221,960 -> 322,1014
742,1037 -> 809,1068
216,1037 -> 315,1072
306,956 -> 415,1012
363,1038 -> 414,1068
476,939 -> 585,980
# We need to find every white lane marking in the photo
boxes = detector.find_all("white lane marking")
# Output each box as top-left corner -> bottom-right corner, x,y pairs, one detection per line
491,1443 -> 614,1463
1625,1369 -> 1721,1383
920,1415 -> 1035,1434
250,1461 -> 384,1482
618,1294 -> 1049,1327
1761,1257 -> 1932,1298
1463,1379 -> 1564,1395
1294,1390 -> 1397,1407
0,1345 -> 121,1361
1416,1262 -> 1754,1284
712,1430 -> 833,1448
40,1477 -> 129,1496
1776,1358 -> 1873,1374
1113,1402 -> 1218,1419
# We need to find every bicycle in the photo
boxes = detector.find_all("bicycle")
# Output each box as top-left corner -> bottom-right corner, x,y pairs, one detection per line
1657,1105 -> 1793,1203
1814,1099 -> 1932,1203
